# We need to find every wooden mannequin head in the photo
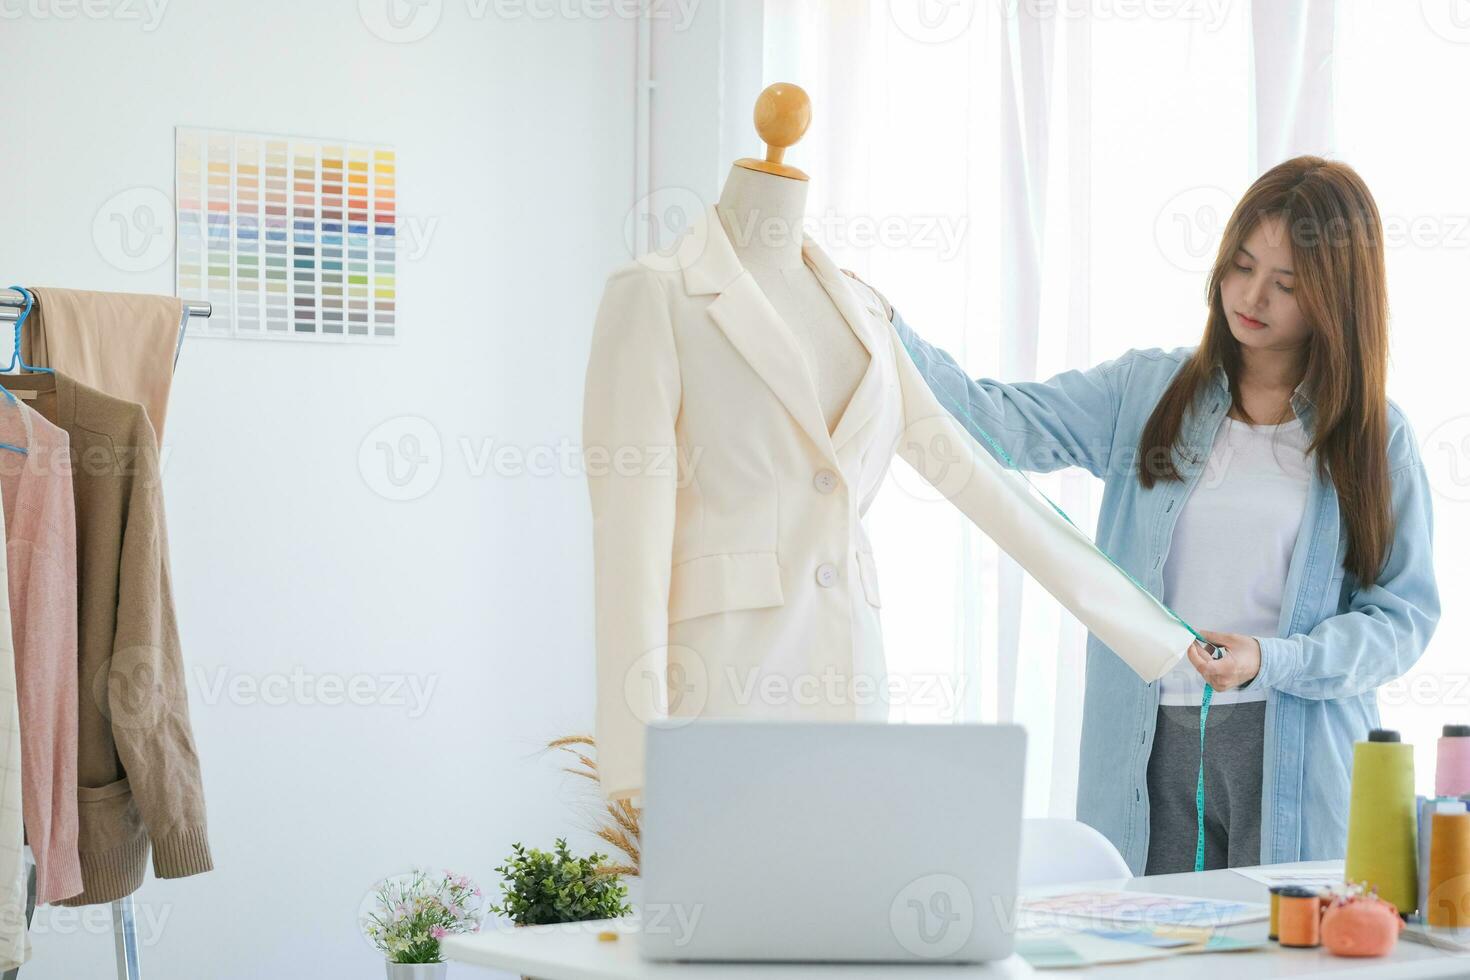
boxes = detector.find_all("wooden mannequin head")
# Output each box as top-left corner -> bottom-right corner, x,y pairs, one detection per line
734,82 -> 811,182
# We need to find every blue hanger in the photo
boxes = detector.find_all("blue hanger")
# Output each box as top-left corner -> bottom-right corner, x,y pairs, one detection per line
0,285 -> 48,456
4,286 -> 53,376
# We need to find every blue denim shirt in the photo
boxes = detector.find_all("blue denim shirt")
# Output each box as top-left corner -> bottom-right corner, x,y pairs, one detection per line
892,310 -> 1441,872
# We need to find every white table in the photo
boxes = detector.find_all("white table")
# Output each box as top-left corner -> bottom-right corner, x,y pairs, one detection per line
444,861 -> 1469,978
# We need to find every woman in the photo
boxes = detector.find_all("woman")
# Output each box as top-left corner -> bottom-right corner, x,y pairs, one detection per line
876,157 -> 1440,873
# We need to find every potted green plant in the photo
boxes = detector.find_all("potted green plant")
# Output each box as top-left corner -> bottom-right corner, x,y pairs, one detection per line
362,869 -> 484,979
489,838 -> 632,926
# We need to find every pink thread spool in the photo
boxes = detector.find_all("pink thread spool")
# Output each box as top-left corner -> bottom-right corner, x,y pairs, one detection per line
1437,725 -> 1470,797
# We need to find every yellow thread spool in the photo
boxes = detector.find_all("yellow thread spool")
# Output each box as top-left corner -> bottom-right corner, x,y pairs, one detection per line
1427,811 -> 1470,927
1345,730 -> 1418,915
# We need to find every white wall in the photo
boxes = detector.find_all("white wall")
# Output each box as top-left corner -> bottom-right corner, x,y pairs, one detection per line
649,0 -> 763,200
0,1 -> 750,976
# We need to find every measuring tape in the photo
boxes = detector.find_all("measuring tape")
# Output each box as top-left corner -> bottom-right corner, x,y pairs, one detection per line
1196,643 -> 1227,872
895,330 -> 1218,873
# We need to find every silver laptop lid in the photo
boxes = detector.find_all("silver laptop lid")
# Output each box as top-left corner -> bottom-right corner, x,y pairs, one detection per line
639,720 -> 1026,963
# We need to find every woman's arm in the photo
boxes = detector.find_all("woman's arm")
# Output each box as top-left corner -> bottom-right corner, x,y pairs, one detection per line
1250,434 -> 1441,700
887,316 -> 1197,681
892,307 -> 1131,479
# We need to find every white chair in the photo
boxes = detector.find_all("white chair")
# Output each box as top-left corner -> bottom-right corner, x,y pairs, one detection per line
1019,818 -> 1132,889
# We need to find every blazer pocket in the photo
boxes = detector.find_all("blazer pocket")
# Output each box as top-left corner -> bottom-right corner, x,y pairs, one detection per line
668,552 -> 784,624
857,551 -> 882,608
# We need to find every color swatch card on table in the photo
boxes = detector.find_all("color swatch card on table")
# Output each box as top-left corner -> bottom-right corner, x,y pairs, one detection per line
1016,926 -> 1267,969
1020,890 -> 1269,929
176,126 -> 397,343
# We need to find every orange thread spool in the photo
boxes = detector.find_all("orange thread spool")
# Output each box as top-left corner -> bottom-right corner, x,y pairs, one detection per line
1427,811 -> 1470,927
1278,887 -> 1323,948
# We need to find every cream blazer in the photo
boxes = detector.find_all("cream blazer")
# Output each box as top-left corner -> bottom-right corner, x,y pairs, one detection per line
583,205 -> 1193,800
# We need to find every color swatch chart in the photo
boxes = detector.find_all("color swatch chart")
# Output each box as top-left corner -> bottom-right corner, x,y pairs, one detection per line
176,127 -> 397,342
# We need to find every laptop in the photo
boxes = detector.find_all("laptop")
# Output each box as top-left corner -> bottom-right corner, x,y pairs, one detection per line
638,720 -> 1027,963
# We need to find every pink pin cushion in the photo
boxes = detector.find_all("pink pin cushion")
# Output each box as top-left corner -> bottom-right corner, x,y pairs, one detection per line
1321,892 -> 1404,957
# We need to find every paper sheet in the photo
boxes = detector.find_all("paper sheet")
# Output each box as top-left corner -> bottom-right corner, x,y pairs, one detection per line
1231,863 -> 1344,890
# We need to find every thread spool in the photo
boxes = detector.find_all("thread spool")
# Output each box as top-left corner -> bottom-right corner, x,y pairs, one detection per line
1427,811 -> 1470,927
1278,886 -> 1323,947
1345,729 -> 1418,915
1418,797 -> 1467,918
1268,886 -> 1283,940
1437,725 -> 1470,797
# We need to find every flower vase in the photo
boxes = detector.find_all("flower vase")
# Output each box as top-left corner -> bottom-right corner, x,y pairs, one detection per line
513,923 -> 539,980
385,962 -> 448,980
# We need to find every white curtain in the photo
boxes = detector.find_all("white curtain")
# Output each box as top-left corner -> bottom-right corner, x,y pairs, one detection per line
1331,1 -> 1470,793
1251,0 -> 1336,170
759,0 -> 1365,817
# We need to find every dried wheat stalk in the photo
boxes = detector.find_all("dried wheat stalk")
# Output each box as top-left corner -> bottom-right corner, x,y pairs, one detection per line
548,734 -> 641,876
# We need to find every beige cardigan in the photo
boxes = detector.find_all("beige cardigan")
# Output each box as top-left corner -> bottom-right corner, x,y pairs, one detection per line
1,372 -> 212,905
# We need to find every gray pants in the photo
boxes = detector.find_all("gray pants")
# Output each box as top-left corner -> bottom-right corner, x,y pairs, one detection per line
1145,700 -> 1265,874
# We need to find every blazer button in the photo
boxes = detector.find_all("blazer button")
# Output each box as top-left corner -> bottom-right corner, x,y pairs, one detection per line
815,563 -> 838,588
814,469 -> 839,494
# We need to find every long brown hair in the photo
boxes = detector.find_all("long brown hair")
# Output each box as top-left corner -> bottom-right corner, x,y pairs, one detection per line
1137,156 -> 1393,587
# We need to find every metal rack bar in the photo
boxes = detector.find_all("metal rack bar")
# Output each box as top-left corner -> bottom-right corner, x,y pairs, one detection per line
0,287 -> 210,980
111,898 -> 141,980
0,289 -> 210,371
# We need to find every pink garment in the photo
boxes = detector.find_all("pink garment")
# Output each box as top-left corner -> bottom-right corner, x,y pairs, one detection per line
0,398 -> 82,905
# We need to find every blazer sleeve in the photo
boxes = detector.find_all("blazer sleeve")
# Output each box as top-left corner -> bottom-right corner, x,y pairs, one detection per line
892,307 -> 1131,480
108,412 -> 213,879
1252,446 -> 1441,700
583,265 -> 682,801
886,317 -> 1196,684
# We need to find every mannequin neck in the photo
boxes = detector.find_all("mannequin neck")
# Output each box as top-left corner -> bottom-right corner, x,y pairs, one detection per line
716,164 -> 808,270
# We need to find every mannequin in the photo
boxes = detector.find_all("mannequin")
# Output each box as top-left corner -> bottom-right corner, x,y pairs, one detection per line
583,83 -> 1194,800
715,163 -> 870,433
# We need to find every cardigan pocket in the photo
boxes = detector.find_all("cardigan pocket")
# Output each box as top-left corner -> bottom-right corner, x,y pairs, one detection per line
75,777 -> 146,853
667,551 -> 784,624
66,777 -> 149,906
76,778 -> 132,803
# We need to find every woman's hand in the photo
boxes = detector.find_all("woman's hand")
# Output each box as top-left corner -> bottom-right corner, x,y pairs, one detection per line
1186,629 -> 1262,691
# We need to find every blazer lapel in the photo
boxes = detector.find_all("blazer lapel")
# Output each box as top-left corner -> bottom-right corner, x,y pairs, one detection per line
686,206 -> 836,461
801,239 -> 887,452
705,276 -> 835,461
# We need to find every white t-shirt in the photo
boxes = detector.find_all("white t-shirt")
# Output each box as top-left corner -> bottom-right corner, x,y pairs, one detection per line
1157,415 -> 1313,706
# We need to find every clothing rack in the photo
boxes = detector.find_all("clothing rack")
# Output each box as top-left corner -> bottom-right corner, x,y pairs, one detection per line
0,287 -> 211,980
0,289 -> 210,370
